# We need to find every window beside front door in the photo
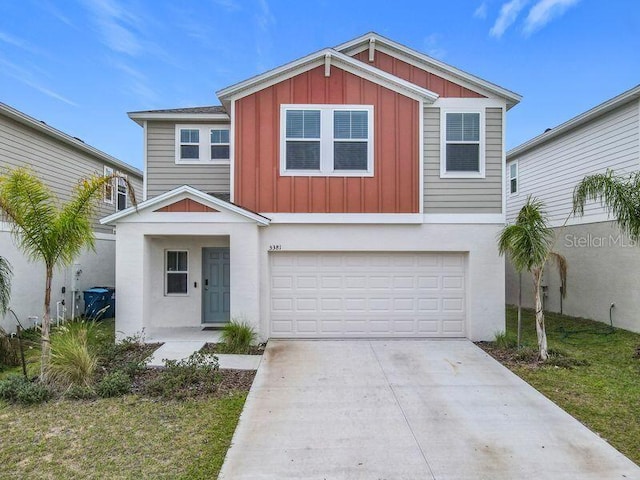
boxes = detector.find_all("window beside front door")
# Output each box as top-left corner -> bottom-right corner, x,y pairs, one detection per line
166,250 -> 188,295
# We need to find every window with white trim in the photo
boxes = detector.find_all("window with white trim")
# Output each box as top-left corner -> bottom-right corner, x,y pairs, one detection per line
103,166 -> 114,204
441,111 -> 484,178
281,105 -> 374,176
166,250 -> 188,295
116,171 -> 127,211
509,161 -> 518,194
175,125 -> 231,164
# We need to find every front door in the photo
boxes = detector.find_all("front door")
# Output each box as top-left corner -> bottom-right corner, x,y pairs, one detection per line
202,247 -> 230,323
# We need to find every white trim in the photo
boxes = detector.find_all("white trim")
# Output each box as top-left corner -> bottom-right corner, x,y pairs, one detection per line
100,185 -> 270,226
217,48 -> 439,104
502,105 -> 507,216
142,120 -> 148,202
279,105 -> 374,177
230,99 -> 236,203
508,84 -> 640,159
324,53 -> 331,77
128,112 -> 229,125
434,97 -> 505,109
334,33 -> 521,108
103,165 -> 114,205
419,99 -> 424,214
265,213 -> 423,224
439,109 -> 485,179
0,102 -> 142,178
423,213 -> 505,224
174,124 -> 231,165
165,249 -> 189,296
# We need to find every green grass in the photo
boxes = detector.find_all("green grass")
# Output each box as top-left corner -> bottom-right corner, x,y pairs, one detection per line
489,306 -> 640,465
0,393 -> 246,479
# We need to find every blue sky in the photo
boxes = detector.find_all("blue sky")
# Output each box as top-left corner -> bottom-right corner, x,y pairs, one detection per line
0,0 -> 638,170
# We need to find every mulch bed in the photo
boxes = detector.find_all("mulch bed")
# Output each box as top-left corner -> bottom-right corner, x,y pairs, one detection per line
201,342 -> 266,356
131,368 -> 256,398
476,341 -> 589,369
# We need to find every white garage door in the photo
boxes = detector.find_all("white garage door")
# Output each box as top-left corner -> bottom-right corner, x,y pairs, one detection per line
270,252 -> 466,338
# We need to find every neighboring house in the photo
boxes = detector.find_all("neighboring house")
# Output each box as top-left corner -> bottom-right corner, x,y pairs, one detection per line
0,102 -> 143,333
102,32 -> 521,341
506,85 -> 640,333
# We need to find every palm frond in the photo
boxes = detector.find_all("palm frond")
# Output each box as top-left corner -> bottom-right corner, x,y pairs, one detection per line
573,170 -> 640,241
0,256 -> 12,314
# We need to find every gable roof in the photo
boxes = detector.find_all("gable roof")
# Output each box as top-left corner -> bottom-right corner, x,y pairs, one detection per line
508,84 -> 640,159
216,48 -> 439,105
128,106 -> 229,125
100,185 -> 270,226
0,102 -> 142,178
335,32 -> 522,109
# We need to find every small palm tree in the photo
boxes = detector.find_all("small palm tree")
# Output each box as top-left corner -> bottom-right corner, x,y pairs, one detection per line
573,169 -> 640,242
0,168 -> 135,381
498,196 -> 567,360
0,256 -> 12,315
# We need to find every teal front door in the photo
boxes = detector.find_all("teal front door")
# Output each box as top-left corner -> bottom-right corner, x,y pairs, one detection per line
202,247 -> 230,323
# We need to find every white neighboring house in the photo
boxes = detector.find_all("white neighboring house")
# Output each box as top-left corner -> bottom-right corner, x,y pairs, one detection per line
103,32 -> 521,342
0,102 -> 142,333
506,85 -> 640,333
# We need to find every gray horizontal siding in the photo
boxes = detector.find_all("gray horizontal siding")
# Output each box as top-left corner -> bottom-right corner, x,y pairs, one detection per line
423,107 -> 503,214
507,101 -> 640,225
0,115 -> 142,234
146,121 -> 231,199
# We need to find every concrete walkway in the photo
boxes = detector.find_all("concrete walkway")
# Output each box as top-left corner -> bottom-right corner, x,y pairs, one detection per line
219,339 -> 640,479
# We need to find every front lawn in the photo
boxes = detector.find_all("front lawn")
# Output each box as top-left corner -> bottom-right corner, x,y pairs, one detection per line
479,306 -> 640,465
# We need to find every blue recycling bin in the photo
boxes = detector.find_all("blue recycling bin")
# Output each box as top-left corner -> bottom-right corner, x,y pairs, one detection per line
83,287 -> 115,320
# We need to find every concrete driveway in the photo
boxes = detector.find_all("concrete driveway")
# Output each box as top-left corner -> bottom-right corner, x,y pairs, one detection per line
219,340 -> 640,479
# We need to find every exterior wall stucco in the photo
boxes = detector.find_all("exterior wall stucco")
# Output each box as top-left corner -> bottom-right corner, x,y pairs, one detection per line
506,221 -> 640,333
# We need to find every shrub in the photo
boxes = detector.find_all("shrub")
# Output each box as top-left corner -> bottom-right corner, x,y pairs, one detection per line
494,330 -> 517,349
0,328 -> 21,368
0,375 -> 50,405
145,352 -> 219,398
64,384 -> 96,400
96,370 -> 131,398
48,321 -> 99,387
220,320 -> 256,354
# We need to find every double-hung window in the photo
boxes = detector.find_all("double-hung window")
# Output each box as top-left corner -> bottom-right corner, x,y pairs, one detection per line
509,161 -> 518,194
281,105 -> 373,176
176,125 -> 231,164
116,171 -> 127,211
441,111 -> 484,178
166,250 -> 188,295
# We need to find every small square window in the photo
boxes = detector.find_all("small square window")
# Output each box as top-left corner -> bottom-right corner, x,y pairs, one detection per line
210,129 -> 230,160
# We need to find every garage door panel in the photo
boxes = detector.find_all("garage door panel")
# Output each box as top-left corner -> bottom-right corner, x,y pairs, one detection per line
270,252 -> 466,338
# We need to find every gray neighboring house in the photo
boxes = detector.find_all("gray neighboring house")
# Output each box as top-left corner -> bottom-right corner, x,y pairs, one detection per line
0,102 -> 142,333
506,85 -> 640,333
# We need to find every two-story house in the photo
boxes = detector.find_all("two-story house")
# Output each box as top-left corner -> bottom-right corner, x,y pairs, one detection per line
506,85 -> 640,333
0,102 -> 143,333
102,33 -> 521,341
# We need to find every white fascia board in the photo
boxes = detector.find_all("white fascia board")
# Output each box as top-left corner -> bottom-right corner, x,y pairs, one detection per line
128,112 -> 230,126
0,102 -> 143,178
264,213 -> 424,224
100,185 -> 270,226
217,48 -> 438,104
335,33 -> 522,109
508,84 -> 640,159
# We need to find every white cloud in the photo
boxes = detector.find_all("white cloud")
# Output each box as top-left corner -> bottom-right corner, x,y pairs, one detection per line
423,33 -> 447,59
474,2 -> 488,19
0,31 -> 43,55
254,0 -> 276,71
490,0 -> 528,38
523,0 -> 580,35
81,0 -> 144,56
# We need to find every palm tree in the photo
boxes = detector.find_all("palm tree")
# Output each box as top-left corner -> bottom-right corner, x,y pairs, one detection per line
0,168 -> 135,381
498,196 -> 567,360
0,256 -> 12,315
573,169 -> 640,242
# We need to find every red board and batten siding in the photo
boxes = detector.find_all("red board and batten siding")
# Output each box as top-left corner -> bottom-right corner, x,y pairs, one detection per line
352,50 -> 485,99
234,65 -> 420,213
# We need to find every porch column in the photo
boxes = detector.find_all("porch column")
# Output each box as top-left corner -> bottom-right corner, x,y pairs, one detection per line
229,224 -> 261,333
114,223 -> 146,339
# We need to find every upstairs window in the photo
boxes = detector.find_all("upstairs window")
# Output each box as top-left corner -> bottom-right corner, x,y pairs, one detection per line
210,129 -> 230,160
281,105 -> 373,177
175,125 -> 231,164
441,111 -> 485,178
103,166 -> 114,204
509,161 -> 518,194
166,250 -> 188,295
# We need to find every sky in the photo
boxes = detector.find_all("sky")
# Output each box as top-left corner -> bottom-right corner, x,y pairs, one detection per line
0,0 -> 639,170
